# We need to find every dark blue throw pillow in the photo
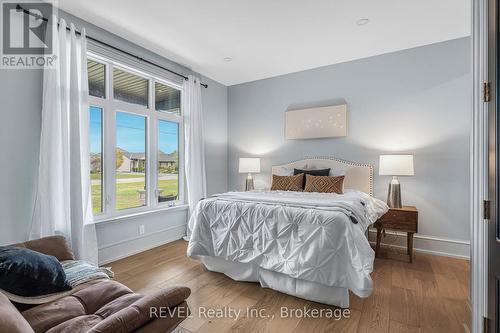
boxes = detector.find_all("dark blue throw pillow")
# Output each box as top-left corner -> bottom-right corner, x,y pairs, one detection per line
0,246 -> 71,297
293,168 -> 331,188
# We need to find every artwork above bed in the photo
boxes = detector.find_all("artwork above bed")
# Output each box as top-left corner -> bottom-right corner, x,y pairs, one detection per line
285,104 -> 348,139
272,157 -> 373,195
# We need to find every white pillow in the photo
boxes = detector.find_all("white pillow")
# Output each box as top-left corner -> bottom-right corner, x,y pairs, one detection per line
294,164 -> 345,177
272,164 -> 307,176
330,170 -> 346,176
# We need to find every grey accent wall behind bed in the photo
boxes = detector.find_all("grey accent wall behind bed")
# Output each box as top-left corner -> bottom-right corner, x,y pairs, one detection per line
227,37 -> 471,258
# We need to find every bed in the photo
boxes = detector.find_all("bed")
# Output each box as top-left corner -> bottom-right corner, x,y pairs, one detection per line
186,157 -> 388,307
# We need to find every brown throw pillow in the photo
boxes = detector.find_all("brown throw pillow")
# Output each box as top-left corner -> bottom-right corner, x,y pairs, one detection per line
304,174 -> 345,194
271,174 -> 304,191
293,168 -> 331,188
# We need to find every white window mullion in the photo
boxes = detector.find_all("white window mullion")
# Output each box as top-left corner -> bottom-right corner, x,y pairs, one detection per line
105,102 -> 116,214
113,100 -> 150,116
178,115 -> 185,205
105,62 -> 117,215
156,111 -> 181,123
150,116 -> 158,208
149,77 -> 158,208
177,88 -> 185,205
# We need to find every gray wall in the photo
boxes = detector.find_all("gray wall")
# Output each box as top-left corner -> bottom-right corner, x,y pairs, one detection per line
202,75 -> 228,195
228,37 -> 471,257
0,10 -> 228,262
0,70 -> 43,244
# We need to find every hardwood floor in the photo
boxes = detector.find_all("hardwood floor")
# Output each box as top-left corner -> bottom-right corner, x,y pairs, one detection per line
108,240 -> 469,333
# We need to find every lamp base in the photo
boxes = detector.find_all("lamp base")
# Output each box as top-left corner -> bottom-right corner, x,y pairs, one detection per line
387,176 -> 402,208
245,173 -> 254,191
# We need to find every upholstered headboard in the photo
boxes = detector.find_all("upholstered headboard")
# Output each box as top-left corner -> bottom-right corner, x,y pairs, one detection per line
271,157 -> 373,195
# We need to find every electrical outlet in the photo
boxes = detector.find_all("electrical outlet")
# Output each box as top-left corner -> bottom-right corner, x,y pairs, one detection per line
139,225 -> 145,235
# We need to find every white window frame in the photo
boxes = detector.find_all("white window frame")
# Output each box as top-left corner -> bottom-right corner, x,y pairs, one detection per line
87,51 -> 185,222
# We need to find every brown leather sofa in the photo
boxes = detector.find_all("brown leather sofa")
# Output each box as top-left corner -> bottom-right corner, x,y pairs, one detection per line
0,236 -> 191,333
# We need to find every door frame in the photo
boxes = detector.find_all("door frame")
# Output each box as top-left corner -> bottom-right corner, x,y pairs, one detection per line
472,0 -> 491,332
486,0 -> 498,329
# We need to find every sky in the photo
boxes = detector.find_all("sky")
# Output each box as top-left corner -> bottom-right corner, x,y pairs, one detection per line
90,106 -> 178,154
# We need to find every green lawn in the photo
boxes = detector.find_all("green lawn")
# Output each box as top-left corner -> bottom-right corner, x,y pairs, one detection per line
91,172 -> 147,180
92,184 -> 102,213
92,179 -> 179,214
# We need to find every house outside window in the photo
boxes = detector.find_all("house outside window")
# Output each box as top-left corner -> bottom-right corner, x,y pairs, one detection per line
87,49 -> 184,220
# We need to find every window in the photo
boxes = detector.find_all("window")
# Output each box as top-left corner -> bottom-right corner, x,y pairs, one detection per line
155,82 -> 181,115
113,68 -> 149,107
87,55 -> 183,220
88,60 -> 106,98
157,120 -> 179,203
89,106 -> 103,214
116,112 -> 147,210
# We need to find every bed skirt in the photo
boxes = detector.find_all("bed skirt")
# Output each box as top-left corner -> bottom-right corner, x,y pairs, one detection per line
201,256 -> 350,308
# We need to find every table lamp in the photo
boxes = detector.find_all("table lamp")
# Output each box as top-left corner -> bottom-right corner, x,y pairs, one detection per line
379,154 -> 414,208
239,158 -> 261,191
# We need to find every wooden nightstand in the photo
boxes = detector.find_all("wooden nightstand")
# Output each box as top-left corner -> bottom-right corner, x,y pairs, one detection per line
373,205 -> 418,263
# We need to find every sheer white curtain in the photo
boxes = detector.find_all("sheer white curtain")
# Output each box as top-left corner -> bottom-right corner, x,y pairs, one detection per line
184,75 -> 207,239
30,19 -> 98,264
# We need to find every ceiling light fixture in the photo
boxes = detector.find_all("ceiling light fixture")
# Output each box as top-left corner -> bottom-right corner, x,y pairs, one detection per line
223,57 -> 233,62
356,18 -> 369,26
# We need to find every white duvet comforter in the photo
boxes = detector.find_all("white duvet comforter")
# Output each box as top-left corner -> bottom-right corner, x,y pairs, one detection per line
187,190 -> 388,297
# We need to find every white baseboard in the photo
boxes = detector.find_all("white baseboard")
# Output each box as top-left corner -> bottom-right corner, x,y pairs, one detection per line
98,224 -> 186,265
367,229 -> 470,259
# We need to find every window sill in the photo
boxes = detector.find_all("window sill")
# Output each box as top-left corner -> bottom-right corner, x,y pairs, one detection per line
93,204 -> 189,225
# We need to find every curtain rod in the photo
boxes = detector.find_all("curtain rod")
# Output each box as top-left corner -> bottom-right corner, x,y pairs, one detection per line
16,5 -> 208,88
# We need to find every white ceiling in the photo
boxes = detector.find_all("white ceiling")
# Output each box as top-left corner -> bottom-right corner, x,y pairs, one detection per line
58,0 -> 471,86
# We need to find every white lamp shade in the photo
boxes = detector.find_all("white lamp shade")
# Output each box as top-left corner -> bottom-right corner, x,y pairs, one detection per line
379,155 -> 414,176
239,158 -> 261,173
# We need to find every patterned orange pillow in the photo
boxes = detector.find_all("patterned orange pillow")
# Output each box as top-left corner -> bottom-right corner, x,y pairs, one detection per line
271,174 -> 304,191
303,174 -> 344,194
